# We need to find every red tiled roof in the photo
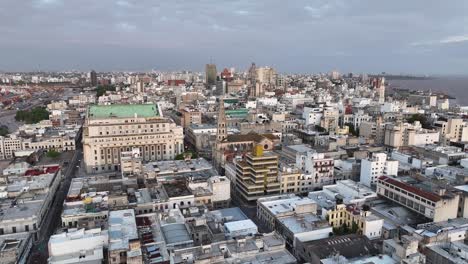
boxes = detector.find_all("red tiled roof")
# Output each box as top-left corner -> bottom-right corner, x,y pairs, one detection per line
378,176 -> 441,202
25,165 -> 60,176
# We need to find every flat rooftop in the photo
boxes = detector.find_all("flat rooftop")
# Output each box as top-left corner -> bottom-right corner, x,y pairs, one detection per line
161,223 -> 192,246
259,196 -> 316,216
162,182 -> 192,198
88,104 -> 159,119
209,207 -> 248,223
108,209 -> 139,252
278,213 -> 329,234
224,219 -> 257,233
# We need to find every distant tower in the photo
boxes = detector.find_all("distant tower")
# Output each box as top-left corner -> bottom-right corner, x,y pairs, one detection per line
248,62 -> 257,85
90,70 -> 97,87
205,64 -> 217,88
378,77 -> 385,103
216,97 -> 227,142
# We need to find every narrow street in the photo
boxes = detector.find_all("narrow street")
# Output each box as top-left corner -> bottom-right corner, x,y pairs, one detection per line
27,144 -> 83,264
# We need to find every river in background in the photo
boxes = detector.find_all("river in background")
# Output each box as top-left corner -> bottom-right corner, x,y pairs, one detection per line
388,77 -> 468,106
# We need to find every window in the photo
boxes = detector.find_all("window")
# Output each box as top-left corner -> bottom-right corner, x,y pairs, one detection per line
25,225 -> 29,232
12,227 -> 16,233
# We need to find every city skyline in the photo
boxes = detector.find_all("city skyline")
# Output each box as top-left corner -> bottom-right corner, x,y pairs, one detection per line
1,0 -> 467,75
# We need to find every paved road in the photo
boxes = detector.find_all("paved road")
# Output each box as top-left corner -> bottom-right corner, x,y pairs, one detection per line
27,145 -> 83,264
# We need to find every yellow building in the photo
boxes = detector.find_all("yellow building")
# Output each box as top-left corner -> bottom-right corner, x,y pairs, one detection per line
327,204 -> 383,239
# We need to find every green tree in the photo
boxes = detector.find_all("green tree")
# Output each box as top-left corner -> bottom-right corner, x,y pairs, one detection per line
46,149 -> 60,158
345,123 -> 359,136
407,114 -> 431,129
315,125 -> 326,132
95,85 -> 116,97
15,107 -> 49,124
0,125 -> 8,136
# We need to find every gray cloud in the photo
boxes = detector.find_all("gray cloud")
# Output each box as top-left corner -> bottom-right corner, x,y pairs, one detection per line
0,0 -> 467,74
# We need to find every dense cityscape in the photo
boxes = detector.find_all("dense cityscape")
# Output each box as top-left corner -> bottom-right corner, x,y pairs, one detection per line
0,66 -> 468,264
2,0 -> 468,263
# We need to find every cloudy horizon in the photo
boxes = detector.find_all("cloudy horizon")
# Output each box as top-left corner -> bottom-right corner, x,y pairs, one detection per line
1,0 -> 467,75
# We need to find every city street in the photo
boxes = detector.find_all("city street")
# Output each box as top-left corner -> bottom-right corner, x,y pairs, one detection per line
27,144 -> 83,264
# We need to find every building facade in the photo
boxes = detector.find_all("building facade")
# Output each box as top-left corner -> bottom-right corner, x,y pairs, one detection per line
235,146 -> 281,202
83,104 -> 184,173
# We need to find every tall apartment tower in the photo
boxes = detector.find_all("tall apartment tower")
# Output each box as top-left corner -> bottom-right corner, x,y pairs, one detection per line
235,145 -> 281,202
205,64 -> 217,88
90,70 -> 97,87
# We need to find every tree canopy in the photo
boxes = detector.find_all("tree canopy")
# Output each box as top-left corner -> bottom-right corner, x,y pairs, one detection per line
407,114 -> 431,129
46,149 -> 60,158
15,107 -> 49,124
0,125 -> 8,136
96,85 -> 116,97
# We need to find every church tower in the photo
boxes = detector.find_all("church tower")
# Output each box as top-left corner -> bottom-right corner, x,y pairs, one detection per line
216,97 -> 227,142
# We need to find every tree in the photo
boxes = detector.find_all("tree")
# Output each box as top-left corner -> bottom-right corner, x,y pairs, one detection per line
0,125 -> 8,136
407,114 -> 431,129
351,221 -> 359,233
46,149 -> 60,158
315,125 -> 326,132
15,107 -> 49,124
95,85 -> 116,97
345,123 -> 359,136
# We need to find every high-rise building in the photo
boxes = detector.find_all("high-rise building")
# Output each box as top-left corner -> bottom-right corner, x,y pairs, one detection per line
330,70 -> 340,80
235,145 -> 281,202
256,67 -> 277,86
205,64 -> 217,88
83,104 -> 184,173
90,70 -> 97,87
247,62 -> 257,85
360,152 -> 398,187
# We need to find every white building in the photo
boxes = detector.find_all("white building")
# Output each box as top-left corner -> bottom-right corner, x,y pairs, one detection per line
360,153 -> 398,187
303,107 -> 322,126
296,150 -> 335,187
224,219 -> 258,239
48,228 -> 108,264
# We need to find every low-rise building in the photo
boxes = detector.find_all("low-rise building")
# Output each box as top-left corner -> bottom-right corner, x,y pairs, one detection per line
295,234 -> 379,264
257,194 -> 317,231
108,209 -> 142,264
377,176 -> 459,222
48,228 -> 108,264
172,232 -> 296,264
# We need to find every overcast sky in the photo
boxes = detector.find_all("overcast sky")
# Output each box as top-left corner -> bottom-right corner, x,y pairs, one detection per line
1,0 -> 467,74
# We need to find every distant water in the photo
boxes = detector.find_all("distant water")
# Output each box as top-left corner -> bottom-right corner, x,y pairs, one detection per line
388,77 -> 468,106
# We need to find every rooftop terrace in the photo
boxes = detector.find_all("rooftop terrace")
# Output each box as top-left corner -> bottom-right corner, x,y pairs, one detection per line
88,104 -> 159,119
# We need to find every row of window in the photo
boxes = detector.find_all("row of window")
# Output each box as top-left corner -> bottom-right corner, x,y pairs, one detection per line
0,223 -> 37,235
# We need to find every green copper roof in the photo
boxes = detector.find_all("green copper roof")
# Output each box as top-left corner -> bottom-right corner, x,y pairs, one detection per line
225,108 -> 248,118
88,104 -> 159,119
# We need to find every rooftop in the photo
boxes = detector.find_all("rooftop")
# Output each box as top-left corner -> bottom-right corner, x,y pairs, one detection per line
108,209 -> 139,252
162,182 -> 192,198
88,104 -> 159,119
259,195 -> 316,216
160,223 -> 192,246
378,176 -> 442,202
224,219 -> 257,233
208,207 -> 248,223
301,234 -> 379,260
278,213 -> 330,234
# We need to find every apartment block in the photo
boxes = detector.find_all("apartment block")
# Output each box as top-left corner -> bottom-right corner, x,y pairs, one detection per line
235,146 -> 281,202
360,152 -> 398,187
